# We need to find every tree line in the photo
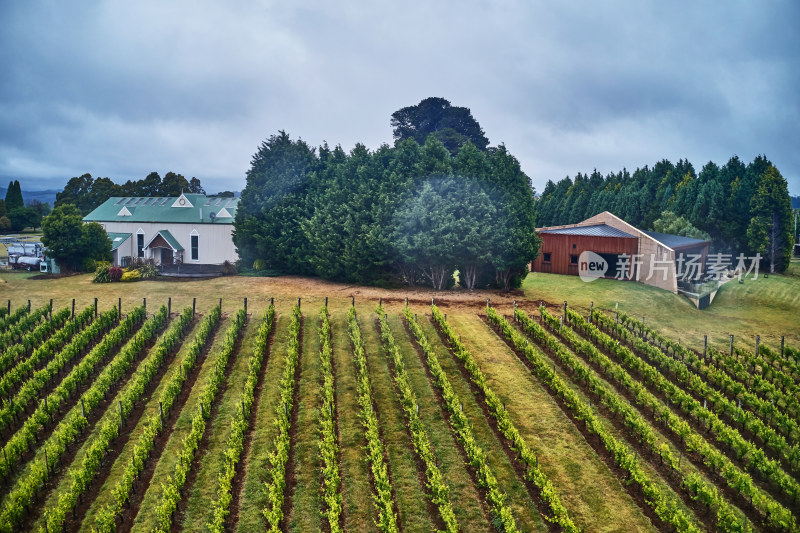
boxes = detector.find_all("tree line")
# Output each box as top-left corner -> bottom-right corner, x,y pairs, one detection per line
0,180 -> 49,233
536,156 -> 795,272
234,130 -> 539,290
55,172 -> 206,215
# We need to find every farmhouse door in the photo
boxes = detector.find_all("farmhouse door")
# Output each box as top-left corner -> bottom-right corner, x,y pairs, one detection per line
160,248 -> 174,265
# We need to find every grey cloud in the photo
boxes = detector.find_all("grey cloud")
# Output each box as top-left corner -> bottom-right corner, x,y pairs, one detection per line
0,0 -> 798,195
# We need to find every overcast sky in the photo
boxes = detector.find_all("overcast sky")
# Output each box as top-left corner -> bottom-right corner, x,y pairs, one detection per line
1,1 -> 798,196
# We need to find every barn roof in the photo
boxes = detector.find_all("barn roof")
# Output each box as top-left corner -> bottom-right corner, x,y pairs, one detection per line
84,193 -> 239,224
539,224 -> 635,238
642,231 -> 709,249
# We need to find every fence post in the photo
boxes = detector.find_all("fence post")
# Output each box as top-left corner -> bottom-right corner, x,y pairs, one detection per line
703,335 -> 707,360
756,335 -> 760,358
351,296 -> 354,307
781,336 -> 785,360
297,297 -> 301,309
563,301 -> 567,317
143,297 -> 146,312
49,299 -> 53,319
6,300 -> 9,315
27,299 -> 30,312
243,297 -> 247,314
379,297 -> 382,307
168,297 -> 171,316
325,297 -> 328,308
270,297 -> 274,307
118,297 -> 122,317
192,297 -> 196,317
730,335 -> 734,358
219,298 -> 222,311
94,298 -> 97,318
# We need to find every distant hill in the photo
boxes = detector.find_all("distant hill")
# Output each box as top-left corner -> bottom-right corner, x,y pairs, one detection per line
0,186 -> 59,206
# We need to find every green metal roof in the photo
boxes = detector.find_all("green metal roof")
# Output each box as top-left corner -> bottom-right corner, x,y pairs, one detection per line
107,232 -> 131,251
83,193 -> 238,224
146,230 -> 184,251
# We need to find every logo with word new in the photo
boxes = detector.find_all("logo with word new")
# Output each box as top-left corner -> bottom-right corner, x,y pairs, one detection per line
578,251 -> 608,282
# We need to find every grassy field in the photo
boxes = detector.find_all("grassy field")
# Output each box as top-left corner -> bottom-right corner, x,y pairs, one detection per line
0,268 -> 798,531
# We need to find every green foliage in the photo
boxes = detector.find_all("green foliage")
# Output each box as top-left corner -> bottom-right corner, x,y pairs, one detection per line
4,180 -> 24,212
93,261 -> 111,283
0,216 -> 10,232
375,307 -> 459,532
347,307 -> 399,532
234,131 -> 317,274
261,305 -> 302,532
154,308 -> 246,532
7,206 -> 41,231
41,204 -> 111,271
207,305 -> 274,532
747,164 -> 794,273
536,155 -> 791,260
487,307 -> 702,532
391,97 -> 489,152
56,172 -> 205,215
94,307 -> 221,532
236,130 -> 538,290
652,211 -> 710,240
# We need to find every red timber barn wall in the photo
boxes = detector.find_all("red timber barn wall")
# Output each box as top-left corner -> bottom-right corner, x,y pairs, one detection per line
531,233 -> 639,276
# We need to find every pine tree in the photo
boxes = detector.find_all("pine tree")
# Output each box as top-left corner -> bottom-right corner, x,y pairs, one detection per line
746,164 -> 793,273
4,180 -> 24,211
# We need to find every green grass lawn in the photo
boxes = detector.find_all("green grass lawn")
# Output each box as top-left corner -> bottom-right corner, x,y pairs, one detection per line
521,270 -> 800,353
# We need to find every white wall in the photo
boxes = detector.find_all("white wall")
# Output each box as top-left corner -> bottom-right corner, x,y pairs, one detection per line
101,221 -> 238,265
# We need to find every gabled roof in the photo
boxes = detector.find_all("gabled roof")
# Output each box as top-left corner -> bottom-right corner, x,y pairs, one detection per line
84,194 -> 239,224
145,230 -> 184,251
107,232 -> 131,251
540,224 -> 635,238
642,231 -> 709,250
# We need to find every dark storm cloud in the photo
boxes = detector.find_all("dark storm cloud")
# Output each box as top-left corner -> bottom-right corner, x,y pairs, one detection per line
1,1 -> 798,194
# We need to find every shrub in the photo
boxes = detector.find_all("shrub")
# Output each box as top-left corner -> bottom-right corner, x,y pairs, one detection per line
109,267 -> 124,282
121,269 -> 141,282
221,260 -> 237,276
93,262 -> 112,283
139,263 -> 159,279
253,258 -> 267,271
82,258 -> 98,273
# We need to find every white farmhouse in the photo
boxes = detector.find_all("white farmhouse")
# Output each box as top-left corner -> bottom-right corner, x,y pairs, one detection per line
84,193 -> 239,273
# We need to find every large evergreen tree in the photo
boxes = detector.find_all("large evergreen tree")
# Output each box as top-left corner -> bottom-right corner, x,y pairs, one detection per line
391,97 -> 489,153
4,180 -> 24,212
746,164 -> 793,273
234,131 -> 317,273
235,131 -> 539,290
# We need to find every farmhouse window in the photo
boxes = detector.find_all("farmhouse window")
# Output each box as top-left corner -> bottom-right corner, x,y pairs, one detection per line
570,254 -> 578,265
543,252 -> 552,263
191,234 -> 199,261
137,233 -> 144,258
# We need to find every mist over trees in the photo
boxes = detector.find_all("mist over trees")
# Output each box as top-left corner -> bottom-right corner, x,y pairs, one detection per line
234,130 -> 539,290
536,155 -> 795,272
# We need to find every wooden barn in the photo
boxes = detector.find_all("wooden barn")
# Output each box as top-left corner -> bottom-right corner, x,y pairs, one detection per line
531,211 -> 711,296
